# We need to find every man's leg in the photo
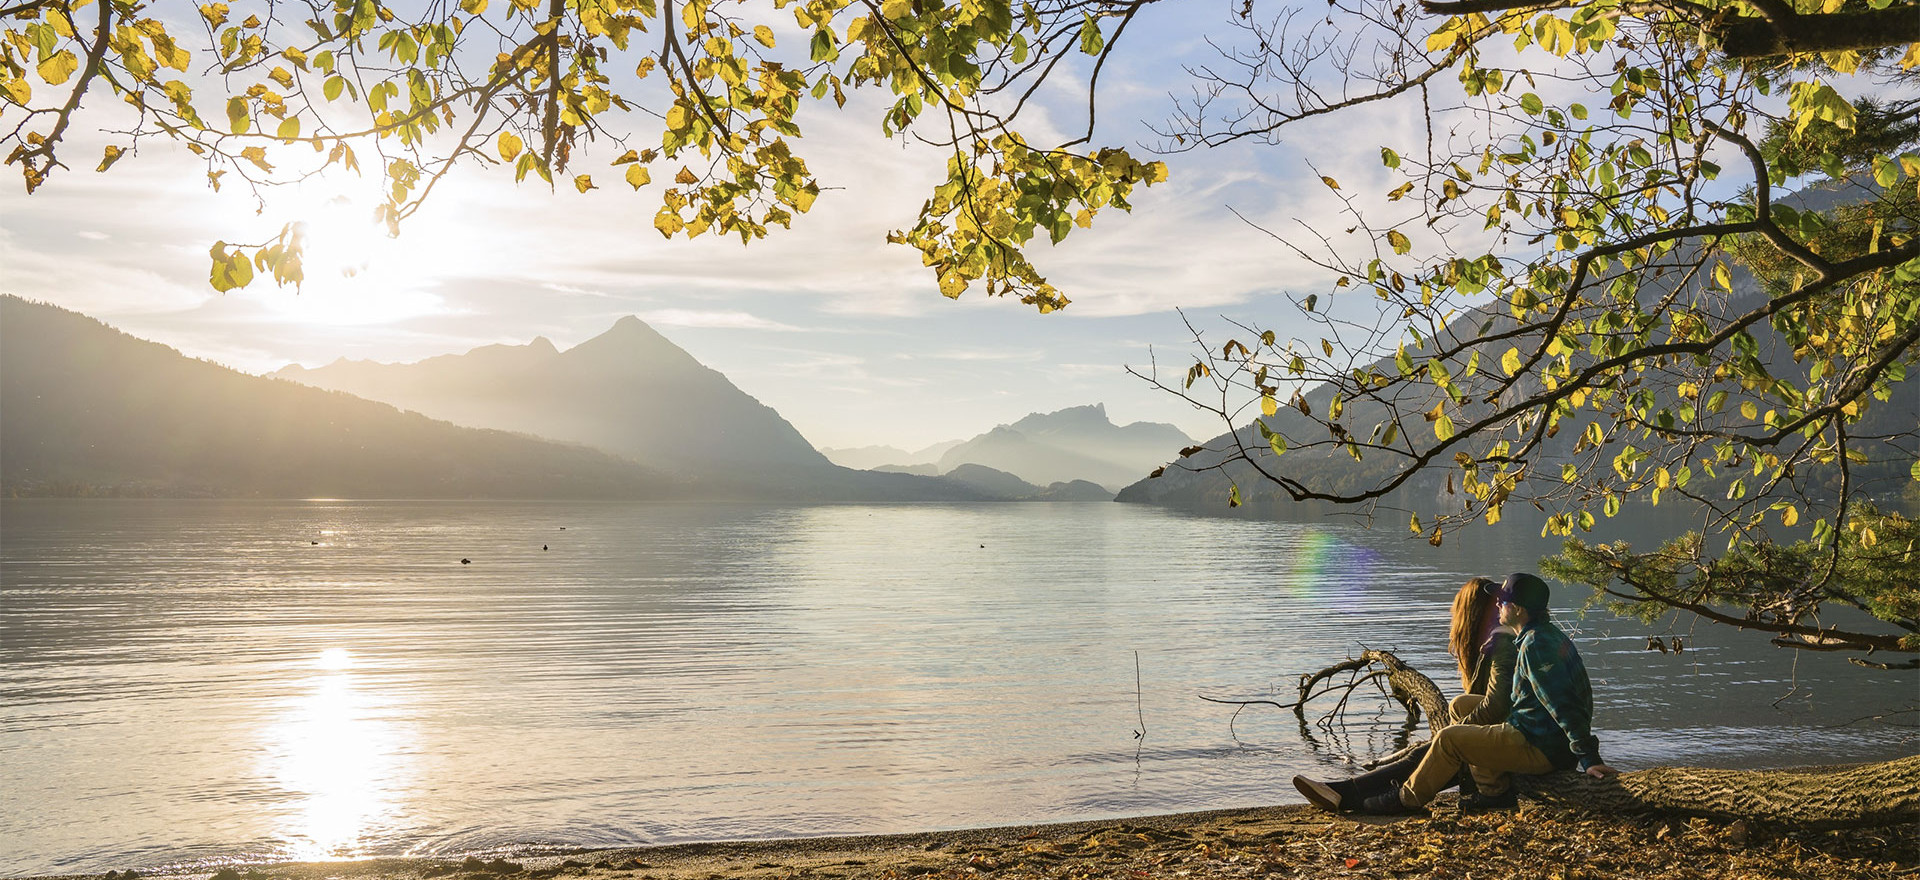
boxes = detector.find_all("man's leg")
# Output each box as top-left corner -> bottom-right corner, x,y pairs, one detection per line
1400,723 -> 1555,807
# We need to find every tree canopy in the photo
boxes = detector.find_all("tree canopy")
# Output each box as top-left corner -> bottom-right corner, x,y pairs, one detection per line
4,0 -> 1917,664
1133,0 -> 1918,667
1,0 -> 1170,309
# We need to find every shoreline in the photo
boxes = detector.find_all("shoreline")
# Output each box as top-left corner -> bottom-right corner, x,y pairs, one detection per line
16,797 -> 1912,880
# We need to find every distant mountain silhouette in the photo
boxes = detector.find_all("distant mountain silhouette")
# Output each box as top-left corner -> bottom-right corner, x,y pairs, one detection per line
0,296 -> 683,499
934,404 -> 1191,491
819,440 -> 962,471
273,315 -> 986,502
938,464 -> 1116,502
276,315 -> 830,474
822,404 -> 1190,491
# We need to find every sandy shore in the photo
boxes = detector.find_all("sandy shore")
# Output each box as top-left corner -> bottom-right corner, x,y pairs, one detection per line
24,797 -> 1913,880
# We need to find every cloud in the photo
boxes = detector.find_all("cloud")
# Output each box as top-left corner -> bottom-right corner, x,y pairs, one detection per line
638,308 -> 804,331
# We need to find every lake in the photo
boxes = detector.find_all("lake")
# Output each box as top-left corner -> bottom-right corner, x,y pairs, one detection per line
2,499 -> 1912,876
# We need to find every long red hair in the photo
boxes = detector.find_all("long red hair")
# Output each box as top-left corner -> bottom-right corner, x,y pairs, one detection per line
1449,577 -> 1500,688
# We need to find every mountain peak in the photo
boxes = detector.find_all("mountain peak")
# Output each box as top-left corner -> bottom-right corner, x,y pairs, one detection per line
563,314 -> 698,371
1009,403 -> 1112,433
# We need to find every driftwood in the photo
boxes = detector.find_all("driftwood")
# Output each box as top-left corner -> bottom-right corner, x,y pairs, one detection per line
1213,650 -> 1920,829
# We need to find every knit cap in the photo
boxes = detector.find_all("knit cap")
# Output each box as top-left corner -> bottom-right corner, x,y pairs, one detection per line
1499,572 -> 1552,620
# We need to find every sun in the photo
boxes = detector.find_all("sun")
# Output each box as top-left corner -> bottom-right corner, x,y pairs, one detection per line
296,195 -> 386,279
244,188 -> 452,327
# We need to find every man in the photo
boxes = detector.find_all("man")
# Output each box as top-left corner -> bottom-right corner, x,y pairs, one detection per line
1364,572 -> 1618,813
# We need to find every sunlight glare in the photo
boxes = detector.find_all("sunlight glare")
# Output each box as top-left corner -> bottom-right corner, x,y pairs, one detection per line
264,656 -> 413,861
316,647 -> 354,670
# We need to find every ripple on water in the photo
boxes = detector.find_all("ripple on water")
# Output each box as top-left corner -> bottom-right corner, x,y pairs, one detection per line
2,499 -> 1912,876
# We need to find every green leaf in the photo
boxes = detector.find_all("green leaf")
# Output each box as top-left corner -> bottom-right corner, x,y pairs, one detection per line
1386,229 -> 1411,254
226,97 -> 250,134
1079,13 -> 1104,55
810,28 -> 838,62
1519,92 -> 1543,115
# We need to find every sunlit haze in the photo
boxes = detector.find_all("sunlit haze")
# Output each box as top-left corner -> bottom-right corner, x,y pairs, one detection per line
0,4 -> 1392,451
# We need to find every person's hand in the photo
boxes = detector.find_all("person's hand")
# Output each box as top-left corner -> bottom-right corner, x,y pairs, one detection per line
1585,764 -> 1618,779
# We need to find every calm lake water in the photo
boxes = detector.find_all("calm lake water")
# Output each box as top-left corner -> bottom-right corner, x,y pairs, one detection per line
2,500 -> 1913,876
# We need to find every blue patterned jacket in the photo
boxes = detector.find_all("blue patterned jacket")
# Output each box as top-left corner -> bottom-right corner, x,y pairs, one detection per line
1507,619 -> 1604,771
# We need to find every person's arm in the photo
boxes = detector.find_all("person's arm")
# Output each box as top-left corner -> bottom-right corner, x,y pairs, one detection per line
1516,636 -> 1605,772
1458,632 -> 1515,725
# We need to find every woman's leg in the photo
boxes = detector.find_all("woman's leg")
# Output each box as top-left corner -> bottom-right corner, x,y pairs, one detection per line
1294,744 -> 1430,812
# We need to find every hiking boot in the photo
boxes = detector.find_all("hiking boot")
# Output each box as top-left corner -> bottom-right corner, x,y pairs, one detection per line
1359,791 -> 1424,815
1458,786 -> 1518,813
1293,776 -> 1343,813
1453,770 -> 1480,799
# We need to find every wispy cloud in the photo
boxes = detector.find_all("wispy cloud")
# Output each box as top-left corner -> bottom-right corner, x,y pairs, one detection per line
639,309 -> 804,331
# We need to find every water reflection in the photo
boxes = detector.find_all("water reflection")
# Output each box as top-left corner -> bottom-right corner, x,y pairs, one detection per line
263,648 -> 411,861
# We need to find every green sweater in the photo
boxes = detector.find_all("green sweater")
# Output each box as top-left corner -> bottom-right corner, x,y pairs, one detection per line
1459,631 -> 1516,726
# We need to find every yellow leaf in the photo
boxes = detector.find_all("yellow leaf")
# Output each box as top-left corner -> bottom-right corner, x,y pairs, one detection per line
2,76 -> 31,104
1261,395 -> 1277,417
1320,175 -> 1340,190
573,174 -> 594,193
675,165 -> 699,185
1781,505 -> 1799,527
268,66 -> 293,88
96,145 -> 126,172
1501,346 -> 1523,377
654,207 -> 684,238
753,25 -> 776,48
611,149 -> 639,165
239,145 -> 273,171
276,116 -> 300,140
1386,229 -> 1411,254
460,0 -> 488,12
625,164 -> 651,189
37,50 -> 79,86
497,131 -> 522,161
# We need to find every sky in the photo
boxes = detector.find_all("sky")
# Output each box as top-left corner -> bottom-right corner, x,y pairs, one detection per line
0,3 -> 1435,453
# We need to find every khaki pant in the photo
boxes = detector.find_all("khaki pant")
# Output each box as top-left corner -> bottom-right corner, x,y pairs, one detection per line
1400,694 -> 1555,806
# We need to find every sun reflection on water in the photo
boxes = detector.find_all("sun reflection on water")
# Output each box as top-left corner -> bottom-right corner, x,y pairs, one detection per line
264,648 -> 413,861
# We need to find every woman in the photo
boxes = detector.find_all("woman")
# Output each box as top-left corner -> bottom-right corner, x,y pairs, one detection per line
1291,576 -> 1516,812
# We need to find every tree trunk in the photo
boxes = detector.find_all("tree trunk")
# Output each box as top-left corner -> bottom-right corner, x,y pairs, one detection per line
1515,756 -> 1920,830
1293,651 -> 1920,828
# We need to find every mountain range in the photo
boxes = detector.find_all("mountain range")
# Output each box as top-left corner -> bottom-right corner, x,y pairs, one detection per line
1116,242 -> 1920,515
1,296 -> 682,499
820,404 -> 1192,492
273,315 -> 833,476
4,298 -> 1195,502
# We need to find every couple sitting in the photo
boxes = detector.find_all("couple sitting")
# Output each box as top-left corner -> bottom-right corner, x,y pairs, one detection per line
1293,573 -> 1618,814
